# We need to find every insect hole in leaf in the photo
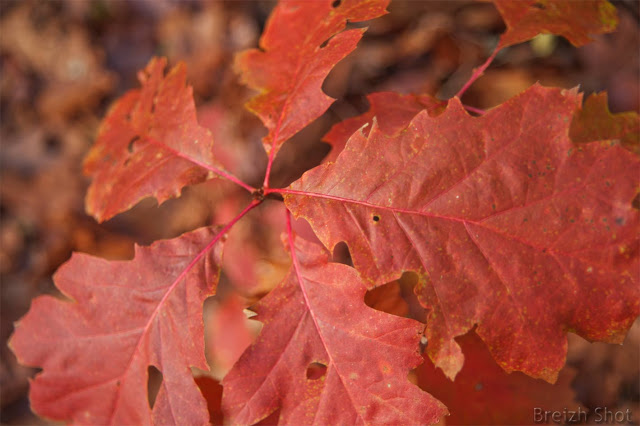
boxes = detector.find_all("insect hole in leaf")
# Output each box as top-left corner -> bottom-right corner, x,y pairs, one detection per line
306,362 -> 328,380
147,365 -> 163,409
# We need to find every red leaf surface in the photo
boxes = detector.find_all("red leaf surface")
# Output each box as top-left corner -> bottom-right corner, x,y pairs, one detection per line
235,0 -> 389,163
222,231 -> 447,424
282,84 -> 640,382
570,92 -> 640,155
9,226 -> 224,424
323,92 -> 445,163
492,0 -> 618,49
415,331 -> 579,425
84,57 -> 221,222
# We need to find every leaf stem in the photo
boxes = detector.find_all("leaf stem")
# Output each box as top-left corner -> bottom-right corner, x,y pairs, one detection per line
264,187 -> 284,196
213,168 -> 256,193
463,104 -> 486,115
455,45 -> 500,99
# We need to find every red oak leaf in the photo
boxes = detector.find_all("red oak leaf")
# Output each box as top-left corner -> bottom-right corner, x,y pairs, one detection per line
84,57 -> 222,222
235,0 -> 389,163
222,231 -> 447,425
492,0 -> 618,49
283,84 -> 640,382
415,331 -> 579,425
323,91 -> 445,163
570,92 -> 640,155
9,227 -> 224,424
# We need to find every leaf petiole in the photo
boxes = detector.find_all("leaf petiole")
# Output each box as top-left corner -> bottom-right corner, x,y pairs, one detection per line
455,45 -> 500,100
212,168 -> 256,193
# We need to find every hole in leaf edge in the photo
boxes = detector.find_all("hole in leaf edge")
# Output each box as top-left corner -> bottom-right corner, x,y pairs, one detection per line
364,279 -> 410,319
332,241 -> 353,266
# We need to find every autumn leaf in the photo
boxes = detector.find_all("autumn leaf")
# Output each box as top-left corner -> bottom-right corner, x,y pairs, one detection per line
282,84 -> 640,382
570,91 -> 640,155
235,0 -> 389,171
222,229 -> 447,425
9,226 -> 224,424
323,91 -> 445,163
84,57 -> 224,222
415,331 -> 579,425
492,0 -> 618,49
